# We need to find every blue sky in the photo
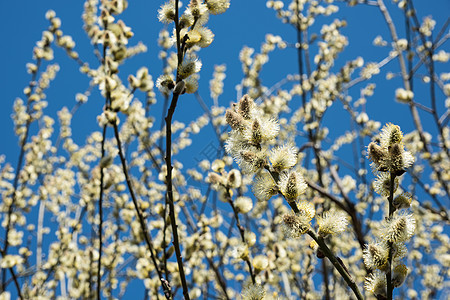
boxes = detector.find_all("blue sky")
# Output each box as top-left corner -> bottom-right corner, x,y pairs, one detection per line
0,0 -> 449,298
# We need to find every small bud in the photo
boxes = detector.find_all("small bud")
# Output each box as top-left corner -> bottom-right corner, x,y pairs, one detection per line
393,193 -> 412,209
367,142 -> 388,168
173,80 -> 186,95
207,172 -> 224,185
278,170 -> 307,202
100,154 -> 114,168
226,169 -> 242,188
395,88 -> 414,103
252,255 -> 269,274
239,150 -> 266,173
211,159 -> 225,172
241,283 -> 266,300
104,110 -> 118,125
248,119 -> 262,145
233,244 -> 249,260
364,271 -> 386,297
238,94 -> 254,120
225,109 -> 245,131
281,212 -> 310,238
178,59 -> 202,79
252,173 -> 278,201
128,75 -> 140,89
392,263 -> 408,287
317,210 -> 349,238
270,144 -> 298,171
158,2 -> 176,24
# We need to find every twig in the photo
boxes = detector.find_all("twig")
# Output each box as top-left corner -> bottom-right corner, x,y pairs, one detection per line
112,122 -> 171,299
225,189 -> 256,284
386,172 -> 396,299
97,124 -> 107,300
164,89 -> 191,300
307,230 -> 364,300
1,57 -> 42,294
0,247 -> 24,299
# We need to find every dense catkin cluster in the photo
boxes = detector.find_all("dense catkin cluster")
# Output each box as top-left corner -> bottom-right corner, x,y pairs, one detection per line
225,95 -> 354,297
367,123 -> 414,175
364,123 -> 416,298
225,95 -> 280,174
155,0 -> 229,95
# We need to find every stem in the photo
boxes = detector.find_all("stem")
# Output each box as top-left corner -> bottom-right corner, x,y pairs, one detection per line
161,1 -> 191,298
225,189 -> 256,284
307,230 -> 364,300
1,58 -> 41,292
112,123 -> 170,299
97,124 -> 107,300
164,90 -> 191,300
386,172 -> 396,300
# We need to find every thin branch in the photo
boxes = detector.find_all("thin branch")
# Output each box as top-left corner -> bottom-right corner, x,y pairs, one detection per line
112,122 -> 170,299
225,189 -> 256,284
0,247 -> 24,299
307,230 -> 364,300
97,124 -> 107,300
386,172 -> 396,299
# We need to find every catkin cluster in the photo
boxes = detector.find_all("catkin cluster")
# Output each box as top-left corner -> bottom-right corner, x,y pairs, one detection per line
155,0 -> 230,95
364,123 -> 416,298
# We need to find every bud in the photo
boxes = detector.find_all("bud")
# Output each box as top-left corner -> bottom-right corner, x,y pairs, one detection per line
178,59 -> 202,79
317,209 -> 349,238
128,75 -> 140,89
252,255 -> 269,274
211,159 -> 225,172
225,110 -> 245,131
235,196 -> 253,214
395,88 -> 414,103
270,144 -> 297,171
226,169 -> 242,188
363,242 -> 389,271
238,150 -> 266,173
238,94 -> 254,120
382,212 -> 415,243
206,172 -> 224,185
100,154 -> 114,168
392,263 -> 408,287
388,143 -> 403,171
393,193 -> 412,209
233,244 -> 249,261
173,80 -> 186,95
278,170 -> 307,202
252,173 -> 278,201
282,212 -> 310,238
367,142 -> 388,169
206,0 -> 230,15
364,271 -> 386,297
380,123 -> 403,148
247,119 -> 262,145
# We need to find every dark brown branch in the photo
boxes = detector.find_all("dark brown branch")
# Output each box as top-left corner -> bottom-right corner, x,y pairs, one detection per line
112,122 -> 170,299
165,90 -> 191,300
97,124 -> 107,300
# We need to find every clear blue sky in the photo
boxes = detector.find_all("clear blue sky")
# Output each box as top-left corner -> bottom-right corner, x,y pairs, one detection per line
0,0 -> 448,298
